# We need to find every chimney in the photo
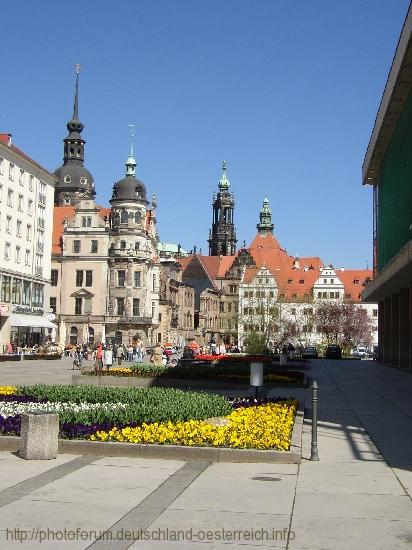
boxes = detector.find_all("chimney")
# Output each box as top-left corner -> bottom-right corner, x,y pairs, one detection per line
7,134 -> 12,146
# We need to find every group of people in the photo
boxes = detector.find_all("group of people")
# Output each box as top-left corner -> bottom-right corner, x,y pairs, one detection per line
72,340 -> 147,372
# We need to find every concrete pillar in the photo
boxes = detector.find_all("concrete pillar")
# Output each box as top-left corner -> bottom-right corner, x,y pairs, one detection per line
391,293 -> 400,366
399,288 -> 410,369
19,413 -> 59,460
378,301 -> 384,362
383,296 -> 392,363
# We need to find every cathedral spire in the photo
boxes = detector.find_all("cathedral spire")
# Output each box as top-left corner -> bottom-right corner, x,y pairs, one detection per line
208,161 -> 237,256
257,198 -> 274,234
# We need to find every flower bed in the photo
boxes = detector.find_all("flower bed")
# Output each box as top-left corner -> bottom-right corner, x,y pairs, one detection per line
82,364 -> 304,384
0,385 -> 298,451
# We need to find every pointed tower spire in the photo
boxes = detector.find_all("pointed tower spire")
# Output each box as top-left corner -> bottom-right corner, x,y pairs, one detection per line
125,124 -> 136,177
208,160 -> 237,255
257,198 -> 274,234
67,64 -> 84,136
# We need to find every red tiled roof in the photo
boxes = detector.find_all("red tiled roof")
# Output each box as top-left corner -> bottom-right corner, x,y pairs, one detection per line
338,269 -> 373,302
246,232 -> 324,300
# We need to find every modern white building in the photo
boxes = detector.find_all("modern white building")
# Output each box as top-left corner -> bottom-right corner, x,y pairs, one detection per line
0,134 -> 56,352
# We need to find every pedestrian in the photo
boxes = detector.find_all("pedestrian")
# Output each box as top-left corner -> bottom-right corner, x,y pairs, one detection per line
104,345 -> 113,371
73,345 -> 82,370
127,344 -> 133,362
116,344 -> 124,365
94,343 -> 103,374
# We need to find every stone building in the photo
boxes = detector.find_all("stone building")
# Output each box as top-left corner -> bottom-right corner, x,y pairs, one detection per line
0,133 -> 56,351
50,74 -> 161,348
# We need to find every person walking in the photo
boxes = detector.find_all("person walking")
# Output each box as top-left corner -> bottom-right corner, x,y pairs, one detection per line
116,344 -> 124,365
150,343 -> 163,366
104,345 -> 113,371
94,343 -> 103,374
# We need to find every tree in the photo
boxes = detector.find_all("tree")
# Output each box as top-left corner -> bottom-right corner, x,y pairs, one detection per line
315,301 -> 373,349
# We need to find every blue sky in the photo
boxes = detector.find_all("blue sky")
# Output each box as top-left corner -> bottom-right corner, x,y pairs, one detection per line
2,0 -> 410,267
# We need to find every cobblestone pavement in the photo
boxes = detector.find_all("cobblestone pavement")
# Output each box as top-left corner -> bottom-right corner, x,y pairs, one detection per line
0,359 -> 411,549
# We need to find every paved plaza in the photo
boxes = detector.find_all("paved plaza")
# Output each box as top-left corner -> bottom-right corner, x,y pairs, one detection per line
0,358 -> 411,549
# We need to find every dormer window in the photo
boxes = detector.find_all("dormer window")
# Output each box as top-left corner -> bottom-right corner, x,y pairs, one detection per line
354,279 -> 359,285
80,177 -> 87,185
287,279 -> 292,284
64,175 -> 71,184
299,279 -> 304,284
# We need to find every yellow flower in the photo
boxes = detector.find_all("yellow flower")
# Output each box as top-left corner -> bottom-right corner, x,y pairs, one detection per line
0,386 -> 17,395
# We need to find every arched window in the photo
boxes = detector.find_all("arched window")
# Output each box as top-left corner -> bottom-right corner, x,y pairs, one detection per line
135,210 -> 142,224
88,327 -> 94,345
120,210 -> 128,224
120,240 -> 126,250
115,330 -> 122,344
69,326 -> 78,345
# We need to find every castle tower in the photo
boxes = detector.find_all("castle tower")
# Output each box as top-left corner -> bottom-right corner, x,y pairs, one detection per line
208,161 -> 237,256
54,67 -> 95,206
257,198 -> 274,235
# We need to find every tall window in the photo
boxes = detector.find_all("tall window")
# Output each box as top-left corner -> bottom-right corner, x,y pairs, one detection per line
7,189 -> 13,207
25,249 -> 30,266
22,280 -> 31,305
15,246 -> 21,263
117,270 -> 126,287
133,298 -> 140,316
75,297 -> 82,315
85,270 -> 93,287
28,200 -> 33,216
117,298 -> 125,315
11,278 -> 22,304
120,210 -> 128,224
91,240 -> 98,253
29,175 -> 34,192
6,216 -> 11,234
135,211 -> 142,224
84,297 -> 92,314
16,220 -> 22,237
152,274 -> 156,291
4,242 -> 10,260
38,205 -> 45,228
1,276 -> 11,302
19,169 -> 24,186
133,271 -> 141,287
17,194 -> 23,212
32,283 -> 44,307
49,297 -> 57,313
82,216 -> 92,227
9,163 -> 14,181
51,270 -> 58,286
151,301 -> 155,319
0,157 -> 3,176
70,326 -> 78,344
73,240 -> 81,253
76,270 -> 83,287
120,240 -> 126,250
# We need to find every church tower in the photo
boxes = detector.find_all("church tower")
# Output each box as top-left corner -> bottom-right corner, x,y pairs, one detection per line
257,198 -> 274,235
54,67 -> 95,206
208,161 -> 237,256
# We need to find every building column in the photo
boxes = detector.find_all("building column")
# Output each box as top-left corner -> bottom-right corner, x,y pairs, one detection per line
383,296 -> 392,363
391,293 -> 400,366
399,288 -> 410,369
378,301 -> 384,362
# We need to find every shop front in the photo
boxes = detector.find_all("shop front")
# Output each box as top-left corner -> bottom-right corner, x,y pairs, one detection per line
9,313 -> 56,349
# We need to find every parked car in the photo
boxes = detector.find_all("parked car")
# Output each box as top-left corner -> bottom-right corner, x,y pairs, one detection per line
302,346 -> 318,359
325,344 -> 342,359
352,346 -> 368,359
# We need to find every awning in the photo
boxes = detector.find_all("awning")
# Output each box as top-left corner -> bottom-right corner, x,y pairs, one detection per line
9,314 -> 56,329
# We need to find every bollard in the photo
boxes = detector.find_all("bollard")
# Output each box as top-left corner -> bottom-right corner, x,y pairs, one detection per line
19,413 -> 59,460
310,380 -> 320,461
250,362 -> 263,400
